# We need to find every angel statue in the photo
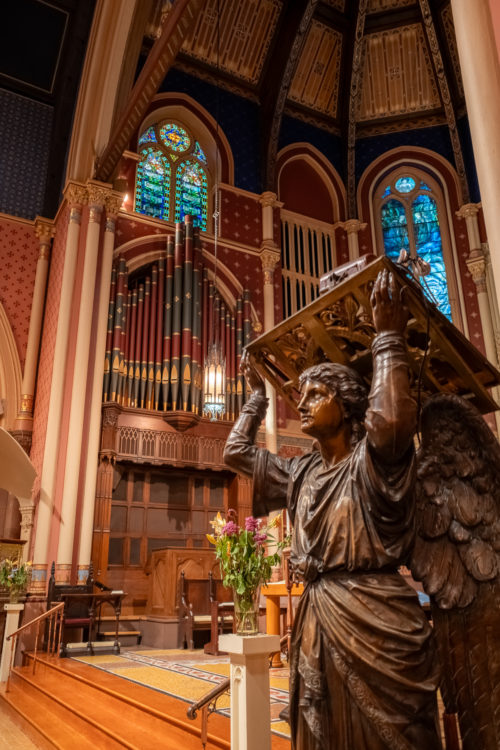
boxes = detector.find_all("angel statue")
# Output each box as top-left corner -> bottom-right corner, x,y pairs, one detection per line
224,269 -> 442,749
411,392 -> 500,750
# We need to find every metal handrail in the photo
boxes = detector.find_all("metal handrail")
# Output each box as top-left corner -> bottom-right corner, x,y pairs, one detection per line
187,676 -> 230,748
5,602 -> 64,692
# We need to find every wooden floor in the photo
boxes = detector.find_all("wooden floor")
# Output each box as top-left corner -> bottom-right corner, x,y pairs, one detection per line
1,653 -> 291,749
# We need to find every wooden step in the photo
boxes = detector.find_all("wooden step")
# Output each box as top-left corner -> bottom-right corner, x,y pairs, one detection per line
3,652 -> 291,749
10,653 -> 231,750
2,669 -> 119,749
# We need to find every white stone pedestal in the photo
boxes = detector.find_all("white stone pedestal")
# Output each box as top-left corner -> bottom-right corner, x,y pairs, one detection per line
1,603 -> 24,682
219,633 -> 280,750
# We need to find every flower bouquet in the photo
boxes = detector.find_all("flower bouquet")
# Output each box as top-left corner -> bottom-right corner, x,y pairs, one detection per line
207,510 -> 286,635
0,557 -> 32,602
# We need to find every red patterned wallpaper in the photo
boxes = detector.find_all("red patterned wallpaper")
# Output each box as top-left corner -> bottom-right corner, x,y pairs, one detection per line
0,216 -> 38,369
221,187 -> 261,248
30,206 -> 69,488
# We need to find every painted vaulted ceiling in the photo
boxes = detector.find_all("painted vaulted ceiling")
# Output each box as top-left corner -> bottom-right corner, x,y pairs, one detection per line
0,0 -> 466,214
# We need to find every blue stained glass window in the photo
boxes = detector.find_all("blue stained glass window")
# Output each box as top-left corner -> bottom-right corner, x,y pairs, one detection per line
194,141 -> 207,163
159,123 -> 190,152
175,161 -> 207,230
381,199 -> 409,261
395,176 -> 416,193
420,182 -> 431,191
381,185 -> 391,198
135,148 -> 170,220
411,194 -> 451,319
138,126 -> 157,145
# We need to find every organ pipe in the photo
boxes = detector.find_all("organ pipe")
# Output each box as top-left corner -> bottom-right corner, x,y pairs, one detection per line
102,215 -> 251,419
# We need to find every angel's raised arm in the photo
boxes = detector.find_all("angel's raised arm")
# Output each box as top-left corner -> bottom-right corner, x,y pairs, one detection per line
365,270 -> 417,463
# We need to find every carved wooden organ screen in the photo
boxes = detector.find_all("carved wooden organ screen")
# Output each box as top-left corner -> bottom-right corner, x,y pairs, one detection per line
102,215 -> 252,420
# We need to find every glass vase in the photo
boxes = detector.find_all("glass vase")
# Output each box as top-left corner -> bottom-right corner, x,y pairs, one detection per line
233,586 -> 261,636
9,588 -> 21,603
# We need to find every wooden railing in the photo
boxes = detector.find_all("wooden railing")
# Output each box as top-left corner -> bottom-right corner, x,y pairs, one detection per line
5,602 -> 64,692
116,427 -> 227,467
187,677 -> 230,749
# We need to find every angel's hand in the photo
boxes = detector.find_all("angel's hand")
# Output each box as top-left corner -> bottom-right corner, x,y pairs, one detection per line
241,351 -> 266,397
370,269 -> 409,334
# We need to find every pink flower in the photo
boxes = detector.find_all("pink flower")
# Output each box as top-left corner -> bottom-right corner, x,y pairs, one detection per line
222,521 -> 239,536
245,516 -> 259,532
254,532 -> 267,546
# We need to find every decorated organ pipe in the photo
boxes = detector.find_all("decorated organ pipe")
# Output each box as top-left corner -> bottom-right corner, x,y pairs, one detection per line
162,236 -> 174,408
236,296 -> 244,413
146,264 -> 157,410
132,284 -> 144,408
125,288 -> 138,406
170,222 -> 184,411
102,266 -> 116,401
118,286 -> 129,403
139,277 -> 150,408
181,215 -> 193,412
191,230 -> 202,414
102,215 -> 251,419
154,257 -> 165,410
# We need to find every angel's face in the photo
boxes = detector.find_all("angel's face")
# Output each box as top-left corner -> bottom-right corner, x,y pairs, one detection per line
297,378 -> 344,439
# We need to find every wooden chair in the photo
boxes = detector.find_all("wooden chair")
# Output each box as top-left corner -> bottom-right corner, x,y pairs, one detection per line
46,561 -> 94,656
178,571 -> 234,654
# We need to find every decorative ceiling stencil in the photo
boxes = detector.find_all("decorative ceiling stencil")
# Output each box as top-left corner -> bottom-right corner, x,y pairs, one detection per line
441,3 -> 464,98
367,0 -> 417,11
181,0 -> 281,85
358,24 -> 441,121
288,21 -> 342,117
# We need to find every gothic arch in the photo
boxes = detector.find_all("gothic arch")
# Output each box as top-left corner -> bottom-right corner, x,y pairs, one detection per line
277,143 -> 346,222
0,302 -> 22,430
358,147 -> 467,334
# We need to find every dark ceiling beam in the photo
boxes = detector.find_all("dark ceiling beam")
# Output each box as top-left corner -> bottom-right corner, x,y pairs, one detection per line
259,0 -> 318,192
418,0 -> 469,202
95,0 -> 204,184
364,6 -> 421,33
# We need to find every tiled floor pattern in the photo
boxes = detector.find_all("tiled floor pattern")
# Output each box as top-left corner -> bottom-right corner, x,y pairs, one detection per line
73,648 -> 292,740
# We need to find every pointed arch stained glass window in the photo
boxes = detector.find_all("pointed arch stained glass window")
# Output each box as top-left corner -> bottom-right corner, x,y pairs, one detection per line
135,120 -> 209,229
379,176 -> 452,321
175,161 -> 207,230
411,194 -> 451,319
381,199 -> 409,261
135,149 -> 170,220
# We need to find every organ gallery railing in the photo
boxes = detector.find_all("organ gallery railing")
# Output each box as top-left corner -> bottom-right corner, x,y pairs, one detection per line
102,215 -> 252,420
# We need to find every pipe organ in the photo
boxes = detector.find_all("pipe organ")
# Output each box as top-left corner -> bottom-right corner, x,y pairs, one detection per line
102,215 -> 251,420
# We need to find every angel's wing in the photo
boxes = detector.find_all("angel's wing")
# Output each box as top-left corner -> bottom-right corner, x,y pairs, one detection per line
411,393 -> 500,750
411,393 -> 500,609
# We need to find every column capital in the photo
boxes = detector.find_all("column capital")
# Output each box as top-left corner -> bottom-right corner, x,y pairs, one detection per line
87,180 -> 112,208
466,253 -> 487,293
339,219 -> 367,234
34,217 -> 55,249
64,181 -> 88,209
456,202 -> 481,220
105,191 -> 124,220
260,246 -> 280,284
259,191 -> 280,208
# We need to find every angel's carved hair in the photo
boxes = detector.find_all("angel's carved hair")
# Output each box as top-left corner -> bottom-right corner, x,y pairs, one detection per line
298,363 -> 368,446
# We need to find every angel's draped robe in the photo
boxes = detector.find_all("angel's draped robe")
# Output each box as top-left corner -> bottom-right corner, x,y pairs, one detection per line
236,427 -> 441,749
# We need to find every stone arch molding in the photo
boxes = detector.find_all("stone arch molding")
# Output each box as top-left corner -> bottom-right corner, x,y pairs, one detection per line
0,301 -> 22,430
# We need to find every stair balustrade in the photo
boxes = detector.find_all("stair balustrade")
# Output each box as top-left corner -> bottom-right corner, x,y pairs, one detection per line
5,602 -> 64,692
